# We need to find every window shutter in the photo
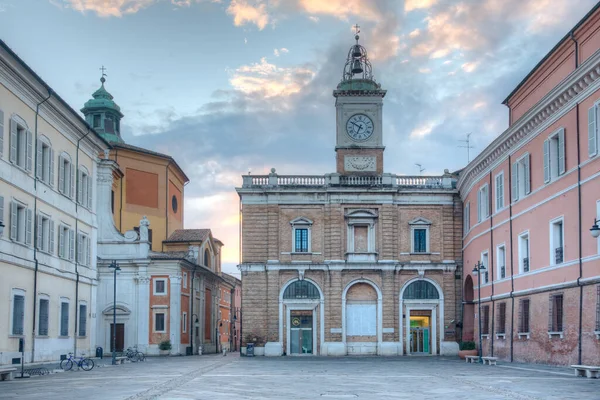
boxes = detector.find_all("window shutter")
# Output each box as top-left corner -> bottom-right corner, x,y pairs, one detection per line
13,295 -> 24,335
477,190 -> 482,222
87,176 -> 93,209
37,214 -> 43,250
590,105 -> 598,157
77,169 -> 83,204
49,149 -> 54,187
69,229 -> 75,260
26,130 -> 33,172
524,154 -> 531,194
86,236 -> 91,267
0,109 -> 4,157
25,208 -> 33,246
558,128 -> 565,175
39,299 -> 49,336
49,220 -> 55,254
58,155 -> 64,194
548,295 -> 553,332
59,225 -> 65,258
36,140 -> 43,179
9,119 -> 17,163
77,233 -> 83,264
543,139 -> 550,183
484,186 -> 489,217
79,305 -> 87,336
10,201 -> 17,241
0,196 -> 3,226
511,162 -> 518,201
70,164 -> 75,199
60,302 -> 69,336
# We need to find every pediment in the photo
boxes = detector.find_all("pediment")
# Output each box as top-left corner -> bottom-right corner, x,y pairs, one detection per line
290,217 -> 313,225
345,209 -> 378,219
102,304 -> 131,316
409,217 -> 432,225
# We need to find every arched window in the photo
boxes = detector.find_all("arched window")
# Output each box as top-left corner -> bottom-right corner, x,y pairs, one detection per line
403,280 -> 439,300
204,249 -> 211,268
283,280 -> 320,300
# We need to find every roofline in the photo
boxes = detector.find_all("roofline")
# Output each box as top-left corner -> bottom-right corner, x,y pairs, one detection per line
112,143 -> 190,183
502,2 -> 600,105
0,39 -> 112,149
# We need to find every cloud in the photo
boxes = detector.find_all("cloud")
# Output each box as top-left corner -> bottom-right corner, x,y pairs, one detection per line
226,0 -> 269,30
308,15 -> 319,22
297,0 -> 384,22
54,0 -> 156,17
273,47 -> 289,57
405,0 -> 437,12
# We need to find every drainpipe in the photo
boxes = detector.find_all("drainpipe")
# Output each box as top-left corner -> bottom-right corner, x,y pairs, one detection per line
489,171 -> 495,357
508,154 -> 515,363
31,89 -> 53,363
570,32 -> 584,365
116,147 -> 123,232
164,162 -> 170,253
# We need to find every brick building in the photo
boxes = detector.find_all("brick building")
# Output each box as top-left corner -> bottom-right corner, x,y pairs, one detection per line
236,33 -> 463,356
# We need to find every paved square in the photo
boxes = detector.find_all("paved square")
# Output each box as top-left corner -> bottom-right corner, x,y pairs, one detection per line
1,355 -> 598,400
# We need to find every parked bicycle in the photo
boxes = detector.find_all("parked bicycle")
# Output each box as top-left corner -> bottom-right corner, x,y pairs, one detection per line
60,353 -> 94,371
125,346 -> 146,362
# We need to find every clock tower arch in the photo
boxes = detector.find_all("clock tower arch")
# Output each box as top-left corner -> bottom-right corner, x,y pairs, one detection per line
334,29 -> 386,175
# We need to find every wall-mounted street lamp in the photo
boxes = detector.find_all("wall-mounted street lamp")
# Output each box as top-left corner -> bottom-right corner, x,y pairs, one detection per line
109,260 -> 121,366
591,218 -> 600,238
472,260 -> 487,364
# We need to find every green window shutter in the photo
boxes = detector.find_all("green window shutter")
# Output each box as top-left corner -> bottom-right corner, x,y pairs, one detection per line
543,139 -> 550,183
558,128 -> 565,175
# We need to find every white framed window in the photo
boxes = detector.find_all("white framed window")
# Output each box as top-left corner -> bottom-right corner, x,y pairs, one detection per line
154,278 -> 167,295
77,232 -> 91,266
549,217 -> 564,266
36,136 -> 54,186
183,272 -> 188,289
38,296 -> 50,336
11,289 -> 25,336
9,116 -> 33,172
77,166 -> 92,209
544,128 -> 566,183
597,200 -> 600,255
182,311 -> 187,333
290,217 -> 313,253
346,210 -> 377,261
588,103 -> 598,158
10,200 -> 33,246
512,153 -> 531,202
78,302 -> 87,337
58,225 -> 75,261
495,172 -> 504,212
409,217 -> 431,253
58,152 -> 75,198
478,184 -> 490,222
154,312 -> 166,333
36,213 -> 55,254
481,251 -> 489,284
497,244 -> 506,280
464,202 -> 470,234
59,298 -> 69,337
518,231 -> 530,273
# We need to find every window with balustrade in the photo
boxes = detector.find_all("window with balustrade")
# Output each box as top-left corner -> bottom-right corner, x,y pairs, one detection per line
519,232 -> 530,273
550,218 -> 564,266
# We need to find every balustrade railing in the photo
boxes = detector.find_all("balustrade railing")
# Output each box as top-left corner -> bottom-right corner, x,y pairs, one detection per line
396,176 -> 443,187
554,247 -> 563,264
339,175 -> 382,185
277,175 -> 326,186
523,257 -> 529,272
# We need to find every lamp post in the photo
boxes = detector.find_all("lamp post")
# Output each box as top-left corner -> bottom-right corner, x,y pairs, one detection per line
591,218 -> 600,238
108,260 -> 121,366
191,314 -> 199,355
232,313 -> 237,351
472,260 -> 487,364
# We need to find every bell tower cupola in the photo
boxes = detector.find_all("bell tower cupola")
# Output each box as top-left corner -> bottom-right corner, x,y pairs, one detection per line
333,26 -> 386,175
81,67 -> 124,144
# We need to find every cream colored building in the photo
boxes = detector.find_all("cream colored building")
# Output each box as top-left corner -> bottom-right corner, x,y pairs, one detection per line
0,39 -> 107,365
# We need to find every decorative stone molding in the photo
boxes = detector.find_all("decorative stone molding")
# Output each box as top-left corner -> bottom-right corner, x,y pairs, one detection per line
136,275 -> 151,285
344,156 -> 376,171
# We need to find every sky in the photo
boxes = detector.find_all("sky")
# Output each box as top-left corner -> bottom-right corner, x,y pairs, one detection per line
0,0 -> 597,276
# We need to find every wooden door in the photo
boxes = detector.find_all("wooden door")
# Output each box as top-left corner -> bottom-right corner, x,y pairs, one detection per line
110,323 -> 125,352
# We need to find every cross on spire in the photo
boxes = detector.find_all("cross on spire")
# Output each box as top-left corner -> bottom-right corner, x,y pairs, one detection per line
99,65 -> 107,84
353,24 -> 360,35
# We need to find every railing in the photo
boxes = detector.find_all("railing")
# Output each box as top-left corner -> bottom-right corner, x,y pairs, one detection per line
277,175 -> 326,186
554,247 -> 563,264
500,265 -> 505,279
248,176 -> 269,186
340,175 -> 382,185
523,257 -> 529,272
396,176 -> 443,187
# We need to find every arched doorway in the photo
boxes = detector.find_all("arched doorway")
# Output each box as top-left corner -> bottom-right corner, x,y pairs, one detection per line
343,280 -> 382,355
400,278 -> 443,355
279,279 -> 323,355
463,275 -> 475,341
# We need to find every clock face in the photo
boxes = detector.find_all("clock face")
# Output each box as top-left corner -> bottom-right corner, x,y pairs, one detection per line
346,114 -> 374,141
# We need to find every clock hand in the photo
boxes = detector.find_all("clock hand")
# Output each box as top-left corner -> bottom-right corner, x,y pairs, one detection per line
350,121 -> 360,129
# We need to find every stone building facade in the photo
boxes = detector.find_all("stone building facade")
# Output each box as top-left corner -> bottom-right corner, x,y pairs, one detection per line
237,34 -> 463,356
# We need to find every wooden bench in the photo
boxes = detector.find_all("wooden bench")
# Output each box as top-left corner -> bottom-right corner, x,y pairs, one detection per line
571,365 -> 600,379
0,367 -> 17,381
465,355 -> 479,363
482,356 -> 498,366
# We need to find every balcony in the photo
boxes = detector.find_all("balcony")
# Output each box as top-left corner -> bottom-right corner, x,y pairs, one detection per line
554,247 -> 563,264
523,257 -> 529,272
500,265 -> 505,279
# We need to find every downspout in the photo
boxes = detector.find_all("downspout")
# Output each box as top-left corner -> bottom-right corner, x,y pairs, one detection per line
489,171 -> 495,357
508,154 -> 515,363
31,89 -> 53,363
163,162 -> 171,253
570,32 -> 583,365
74,127 -> 92,357
116,147 -> 123,232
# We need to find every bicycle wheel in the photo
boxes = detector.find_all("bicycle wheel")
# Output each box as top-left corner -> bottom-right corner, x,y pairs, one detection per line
136,352 -> 145,362
127,352 -> 138,362
80,358 -> 94,371
61,359 -> 73,371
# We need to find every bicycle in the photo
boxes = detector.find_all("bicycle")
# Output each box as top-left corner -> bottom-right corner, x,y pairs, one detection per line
125,346 -> 146,362
60,352 -> 94,371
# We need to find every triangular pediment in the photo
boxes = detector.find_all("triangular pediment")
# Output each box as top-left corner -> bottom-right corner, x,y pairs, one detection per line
290,217 -> 313,225
409,217 -> 432,225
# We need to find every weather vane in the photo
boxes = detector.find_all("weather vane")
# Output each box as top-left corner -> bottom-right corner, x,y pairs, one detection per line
99,65 -> 107,83
353,24 -> 360,35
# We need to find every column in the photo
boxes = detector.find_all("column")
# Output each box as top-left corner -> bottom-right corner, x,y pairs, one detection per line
169,275 -> 182,354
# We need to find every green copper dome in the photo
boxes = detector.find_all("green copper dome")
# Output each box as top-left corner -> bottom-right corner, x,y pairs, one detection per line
82,77 -> 123,115
81,76 -> 124,143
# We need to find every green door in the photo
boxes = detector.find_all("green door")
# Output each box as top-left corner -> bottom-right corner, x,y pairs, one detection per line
423,328 -> 429,353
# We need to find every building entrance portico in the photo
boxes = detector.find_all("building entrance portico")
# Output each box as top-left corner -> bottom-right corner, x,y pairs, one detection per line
400,279 -> 443,355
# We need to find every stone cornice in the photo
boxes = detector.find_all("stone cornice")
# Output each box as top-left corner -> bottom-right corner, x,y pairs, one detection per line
457,48 -> 600,196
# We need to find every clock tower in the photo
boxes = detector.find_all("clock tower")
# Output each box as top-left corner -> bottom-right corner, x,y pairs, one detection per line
334,29 -> 386,175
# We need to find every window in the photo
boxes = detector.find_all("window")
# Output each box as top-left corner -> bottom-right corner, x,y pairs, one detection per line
78,167 -> 92,208
10,201 -> 32,246
495,172 -> 504,211
290,217 -> 312,253
550,218 -> 564,265
77,232 -> 91,266
519,298 -> 530,333
171,195 -> 178,213
409,217 -> 432,253
105,115 -> 114,133
403,280 -> 439,299
9,117 -> 32,172
204,249 -> 211,268
36,213 -> 55,254
588,104 -> 598,158
480,252 -> 489,284
544,128 -> 566,183
11,290 -> 25,335
79,303 -> 87,337
182,311 -> 187,333
38,298 -> 49,336
478,184 -> 489,222
596,285 -> 600,332
36,137 -> 54,186
155,312 -> 166,332
512,153 -> 531,202
549,294 -> 563,333
497,302 -> 506,334
59,225 -> 75,261
482,305 -> 490,335
0,196 -> 4,236
0,109 -> 4,158
183,272 -> 188,289
283,280 -> 321,299
58,153 -> 74,198
519,232 -> 530,273
60,300 -> 69,337
93,114 -> 101,128
497,245 -> 506,280
154,279 -> 166,295
464,202 -> 470,234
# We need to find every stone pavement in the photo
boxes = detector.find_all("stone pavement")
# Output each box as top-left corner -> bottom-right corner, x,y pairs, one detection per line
0,354 -> 598,400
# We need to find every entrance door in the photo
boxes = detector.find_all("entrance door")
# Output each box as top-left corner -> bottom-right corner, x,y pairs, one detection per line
409,316 -> 430,354
110,323 -> 125,352
290,311 -> 313,354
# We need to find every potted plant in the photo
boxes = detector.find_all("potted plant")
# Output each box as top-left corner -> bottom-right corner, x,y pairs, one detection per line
458,341 -> 477,359
159,340 -> 172,356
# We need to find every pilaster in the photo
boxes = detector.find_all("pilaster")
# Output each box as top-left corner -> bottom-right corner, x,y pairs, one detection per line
169,274 -> 182,354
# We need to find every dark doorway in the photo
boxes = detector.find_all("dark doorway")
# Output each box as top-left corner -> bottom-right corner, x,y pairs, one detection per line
463,276 -> 474,341
110,323 -> 125,352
